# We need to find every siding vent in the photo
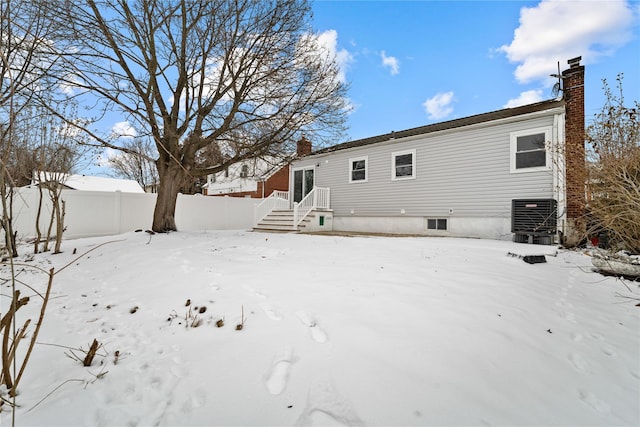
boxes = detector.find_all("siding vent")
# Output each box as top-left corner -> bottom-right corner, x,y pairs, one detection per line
511,199 -> 557,245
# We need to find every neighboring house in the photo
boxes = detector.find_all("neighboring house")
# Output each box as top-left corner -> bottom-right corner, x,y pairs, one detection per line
256,57 -> 586,244
143,182 -> 159,194
202,137 -> 312,198
32,173 -> 145,193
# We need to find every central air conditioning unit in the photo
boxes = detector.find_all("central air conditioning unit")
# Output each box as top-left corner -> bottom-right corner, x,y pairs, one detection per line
511,199 -> 557,245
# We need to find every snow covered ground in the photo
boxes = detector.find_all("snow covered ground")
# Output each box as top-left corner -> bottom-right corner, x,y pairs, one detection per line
1,230 -> 638,426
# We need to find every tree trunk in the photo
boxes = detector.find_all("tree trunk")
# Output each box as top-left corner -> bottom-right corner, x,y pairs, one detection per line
54,199 -> 65,254
2,188 -> 19,258
152,160 -> 187,232
34,186 -> 44,254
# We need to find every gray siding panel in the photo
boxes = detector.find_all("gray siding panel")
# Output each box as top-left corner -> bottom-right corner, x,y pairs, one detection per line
295,113 -> 559,219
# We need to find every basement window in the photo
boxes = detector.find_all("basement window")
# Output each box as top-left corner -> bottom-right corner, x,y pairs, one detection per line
392,149 -> 416,180
349,156 -> 368,183
510,127 -> 552,173
427,218 -> 447,231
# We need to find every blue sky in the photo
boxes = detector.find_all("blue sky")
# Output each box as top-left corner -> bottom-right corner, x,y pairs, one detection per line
310,0 -> 640,143
92,0 -> 638,176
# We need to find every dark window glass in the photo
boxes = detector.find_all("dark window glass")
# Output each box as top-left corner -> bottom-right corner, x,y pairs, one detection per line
351,160 -> 366,181
516,133 -> 545,151
516,133 -> 546,168
516,151 -> 546,168
427,218 -> 447,230
395,153 -> 413,177
293,170 -> 303,202
304,169 -> 314,195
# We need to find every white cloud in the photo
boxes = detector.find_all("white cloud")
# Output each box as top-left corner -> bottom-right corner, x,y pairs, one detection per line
315,29 -> 354,83
499,0 -> 636,84
503,90 -> 544,108
58,75 -> 79,95
423,91 -> 454,120
96,148 -> 120,168
111,121 -> 137,139
381,51 -> 399,75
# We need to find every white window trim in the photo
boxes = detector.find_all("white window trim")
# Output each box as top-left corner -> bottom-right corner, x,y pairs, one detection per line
391,149 -> 416,181
348,156 -> 368,183
510,127 -> 552,174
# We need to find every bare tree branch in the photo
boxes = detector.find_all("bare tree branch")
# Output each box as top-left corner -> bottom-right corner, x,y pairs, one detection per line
52,0 -> 349,231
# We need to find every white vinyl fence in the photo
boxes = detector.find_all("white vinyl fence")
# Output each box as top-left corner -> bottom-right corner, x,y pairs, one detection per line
8,188 -> 258,241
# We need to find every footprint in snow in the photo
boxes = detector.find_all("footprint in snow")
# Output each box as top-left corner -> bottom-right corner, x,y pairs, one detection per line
563,311 -> 577,323
295,380 -> 364,426
578,390 -> 611,414
570,332 -> 583,342
601,345 -> 616,357
180,388 -> 207,413
296,310 -> 328,343
260,303 -> 283,321
265,347 -> 295,395
568,353 -> 588,372
244,285 -> 267,299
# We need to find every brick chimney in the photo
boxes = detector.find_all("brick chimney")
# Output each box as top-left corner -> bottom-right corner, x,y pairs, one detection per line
560,56 -> 586,246
562,56 -> 586,222
296,136 -> 312,156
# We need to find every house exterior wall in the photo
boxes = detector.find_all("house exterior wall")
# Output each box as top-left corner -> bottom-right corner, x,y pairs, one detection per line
206,164 -> 290,198
291,108 -> 565,239
203,137 -> 310,198
263,164 -> 290,197
204,179 -> 259,197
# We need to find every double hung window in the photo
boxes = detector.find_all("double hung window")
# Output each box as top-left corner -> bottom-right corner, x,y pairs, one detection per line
510,128 -> 551,172
349,156 -> 368,183
392,149 -> 416,180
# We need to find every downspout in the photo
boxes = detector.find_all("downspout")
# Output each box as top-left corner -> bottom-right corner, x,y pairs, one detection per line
553,112 -> 567,242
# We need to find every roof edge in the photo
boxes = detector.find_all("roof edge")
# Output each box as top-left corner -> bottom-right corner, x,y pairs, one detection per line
311,98 -> 565,156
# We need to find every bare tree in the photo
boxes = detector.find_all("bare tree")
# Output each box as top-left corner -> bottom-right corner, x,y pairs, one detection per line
107,138 -> 159,192
586,75 -> 640,253
1,0 -> 62,257
1,0 -> 64,418
56,0 -> 349,232
30,101 -> 88,254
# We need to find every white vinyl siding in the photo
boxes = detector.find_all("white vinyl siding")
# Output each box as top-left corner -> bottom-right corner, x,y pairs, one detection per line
292,112 -> 560,219
349,156 -> 368,183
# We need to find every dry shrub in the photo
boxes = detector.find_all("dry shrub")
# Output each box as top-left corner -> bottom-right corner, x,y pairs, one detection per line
586,75 -> 640,253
